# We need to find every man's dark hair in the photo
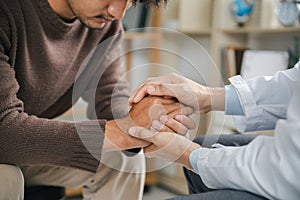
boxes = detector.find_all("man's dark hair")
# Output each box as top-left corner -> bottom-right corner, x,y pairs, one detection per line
132,0 -> 168,7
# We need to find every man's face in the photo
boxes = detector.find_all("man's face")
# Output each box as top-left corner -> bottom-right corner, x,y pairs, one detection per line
66,0 -> 132,29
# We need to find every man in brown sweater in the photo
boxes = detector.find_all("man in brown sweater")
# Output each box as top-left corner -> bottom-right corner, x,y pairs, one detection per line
0,0 -> 194,199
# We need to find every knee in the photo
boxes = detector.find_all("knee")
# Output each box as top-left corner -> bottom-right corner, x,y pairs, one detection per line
0,164 -> 24,200
100,151 -> 145,173
193,135 -> 205,146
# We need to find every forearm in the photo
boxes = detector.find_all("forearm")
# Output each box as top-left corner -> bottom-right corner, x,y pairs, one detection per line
198,87 -> 225,113
0,111 -> 104,172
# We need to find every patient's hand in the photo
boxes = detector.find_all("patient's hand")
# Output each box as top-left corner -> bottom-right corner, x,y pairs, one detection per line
129,96 -> 193,128
103,96 -> 193,151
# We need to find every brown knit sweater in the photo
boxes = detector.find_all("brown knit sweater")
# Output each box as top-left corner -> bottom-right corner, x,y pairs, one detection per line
0,0 -> 130,172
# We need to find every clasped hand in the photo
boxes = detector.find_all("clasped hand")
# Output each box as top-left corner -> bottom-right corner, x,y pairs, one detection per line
104,95 -> 195,152
125,73 -> 221,168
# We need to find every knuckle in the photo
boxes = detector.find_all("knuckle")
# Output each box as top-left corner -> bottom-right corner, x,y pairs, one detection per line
179,125 -> 188,134
166,119 -> 176,127
161,127 -> 170,132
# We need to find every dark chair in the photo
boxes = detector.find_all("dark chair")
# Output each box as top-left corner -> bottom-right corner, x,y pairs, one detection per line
25,186 -> 66,200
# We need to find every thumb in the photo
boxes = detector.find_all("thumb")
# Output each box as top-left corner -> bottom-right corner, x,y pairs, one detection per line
128,126 -> 156,142
147,83 -> 176,98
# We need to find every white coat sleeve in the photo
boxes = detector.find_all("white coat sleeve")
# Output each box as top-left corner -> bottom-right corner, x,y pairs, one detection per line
194,63 -> 300,200
229,62 -> 299,132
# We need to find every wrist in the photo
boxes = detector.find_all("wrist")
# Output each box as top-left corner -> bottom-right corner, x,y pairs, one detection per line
194,86 -> 210,113
103,115 -> 144,152
177,143 -> 201,170
207,87 -> 225,112
103,120 -> 119,152
198,87 -> 225,113
103,117 -> 132,152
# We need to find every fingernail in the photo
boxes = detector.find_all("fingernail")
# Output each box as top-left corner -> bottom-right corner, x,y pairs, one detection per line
148,86 -> 155,93
175,115 -> 183,121
152,120 -> 163,130
128,127 -> 136,135
160,115 -> 168,123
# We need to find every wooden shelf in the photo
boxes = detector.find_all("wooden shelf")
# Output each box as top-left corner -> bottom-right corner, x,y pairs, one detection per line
178,29 -> 212,36
221,26 -> 300,34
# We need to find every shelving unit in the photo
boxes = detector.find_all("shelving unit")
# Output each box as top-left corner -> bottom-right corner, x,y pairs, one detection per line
211,0 -> 300,68
221,26 -> 300,34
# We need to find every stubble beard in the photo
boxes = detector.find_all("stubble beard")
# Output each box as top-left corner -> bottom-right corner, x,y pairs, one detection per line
65,0 -> 104,30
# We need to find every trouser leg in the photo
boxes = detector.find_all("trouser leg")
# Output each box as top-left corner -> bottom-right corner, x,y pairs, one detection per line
82,150 -> 145,200
0,164 -> 24,200
168,190 -> 267,200
170,134 -> 267,200
184,134 -> 257,193
22,151 -> 145,200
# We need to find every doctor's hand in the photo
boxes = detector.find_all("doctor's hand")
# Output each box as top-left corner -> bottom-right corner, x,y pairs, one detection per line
150,114 -> 196,136
128,73 -> 225,113
128,126 -> 201,170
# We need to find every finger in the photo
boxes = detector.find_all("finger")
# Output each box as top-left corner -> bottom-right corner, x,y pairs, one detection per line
175,115 -> 196,130
129,84 -> 152,105
160,115 -> 188,136
143,145 -> 157,155
129,81 -> 154,105
163,96 -> 173,100
130,82 -> 147,102
151,101 -> 181,117
168,106 -> 194,118
129,73 -> 180,105
143,145 -> 158,155
132,83 -> 179,104
153,97 -> 177,105
150,126 -> 157,132
151,120 -> 174,132
146,83 -> 183,102
128,126 -> 157,142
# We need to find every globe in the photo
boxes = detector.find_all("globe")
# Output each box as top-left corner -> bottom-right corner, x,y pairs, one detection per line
230,0 -> 254,27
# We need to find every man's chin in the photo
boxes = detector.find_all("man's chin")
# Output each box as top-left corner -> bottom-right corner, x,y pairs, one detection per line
79,19 -> 106,30
90,22 -> 106,29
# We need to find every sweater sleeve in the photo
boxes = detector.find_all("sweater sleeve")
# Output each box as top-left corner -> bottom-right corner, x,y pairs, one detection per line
0,7 -> 103,173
